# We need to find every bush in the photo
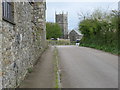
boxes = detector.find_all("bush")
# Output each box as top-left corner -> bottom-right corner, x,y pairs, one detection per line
46,22 -> 62,39
79,9 -> 119,55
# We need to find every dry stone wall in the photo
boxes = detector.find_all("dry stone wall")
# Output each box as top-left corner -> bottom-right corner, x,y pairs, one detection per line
1,1 -> 46,88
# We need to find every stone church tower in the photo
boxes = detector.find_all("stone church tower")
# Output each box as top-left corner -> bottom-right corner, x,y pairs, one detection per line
55,12 -> 68,39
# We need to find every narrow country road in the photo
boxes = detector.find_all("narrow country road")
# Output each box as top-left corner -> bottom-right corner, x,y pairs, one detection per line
57,45 -> 118,88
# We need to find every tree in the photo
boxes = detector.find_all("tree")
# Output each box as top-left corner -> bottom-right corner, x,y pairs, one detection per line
46,22 -> 62,39
78,9 -> 119,54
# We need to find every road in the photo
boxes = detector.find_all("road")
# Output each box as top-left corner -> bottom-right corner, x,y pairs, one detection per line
57,45 -> 118,88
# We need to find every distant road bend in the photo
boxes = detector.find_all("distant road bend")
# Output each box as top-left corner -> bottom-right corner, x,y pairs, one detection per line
57,45 -> 118,88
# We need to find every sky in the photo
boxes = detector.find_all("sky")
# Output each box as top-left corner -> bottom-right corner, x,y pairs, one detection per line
46,0 -> 119,30
47,0 -> 119,2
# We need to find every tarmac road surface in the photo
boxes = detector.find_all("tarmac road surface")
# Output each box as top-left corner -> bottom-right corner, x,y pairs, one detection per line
57,45 -> 118,88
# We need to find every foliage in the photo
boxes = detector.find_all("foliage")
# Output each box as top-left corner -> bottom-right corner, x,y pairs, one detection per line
79,9 -> 119,55
27,67 -> 33,73
46,22 -> 62,39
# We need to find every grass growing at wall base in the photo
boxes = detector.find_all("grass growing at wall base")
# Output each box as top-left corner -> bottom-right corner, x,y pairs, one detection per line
27,67 -> 33,73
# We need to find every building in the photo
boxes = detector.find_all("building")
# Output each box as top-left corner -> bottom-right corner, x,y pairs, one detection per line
0,1 -> 46,88
69,30 -> 83,42
55,12 -> 68,39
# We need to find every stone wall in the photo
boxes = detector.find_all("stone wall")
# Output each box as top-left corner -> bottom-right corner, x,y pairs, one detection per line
1,1 -> 46,88
0,0 -> 2,89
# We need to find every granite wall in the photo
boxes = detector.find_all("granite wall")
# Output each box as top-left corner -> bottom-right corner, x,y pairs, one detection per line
0,0 -> 2,89
1,1 -> 46,88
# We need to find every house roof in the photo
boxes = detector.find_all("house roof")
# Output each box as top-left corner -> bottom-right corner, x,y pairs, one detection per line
69,30 -> 83,36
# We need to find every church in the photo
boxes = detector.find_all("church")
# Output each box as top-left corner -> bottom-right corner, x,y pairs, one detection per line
55,12 -> 68,39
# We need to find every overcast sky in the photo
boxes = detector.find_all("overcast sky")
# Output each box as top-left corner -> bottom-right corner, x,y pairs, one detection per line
47,0 -> 119,2
46,0 -> 119,30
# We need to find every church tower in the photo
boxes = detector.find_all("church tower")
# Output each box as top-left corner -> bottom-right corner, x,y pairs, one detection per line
55,12 -> 68,39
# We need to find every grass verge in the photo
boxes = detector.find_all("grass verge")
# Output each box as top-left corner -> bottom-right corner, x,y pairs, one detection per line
53,46 -> 61,88
80,43 -> 119,55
